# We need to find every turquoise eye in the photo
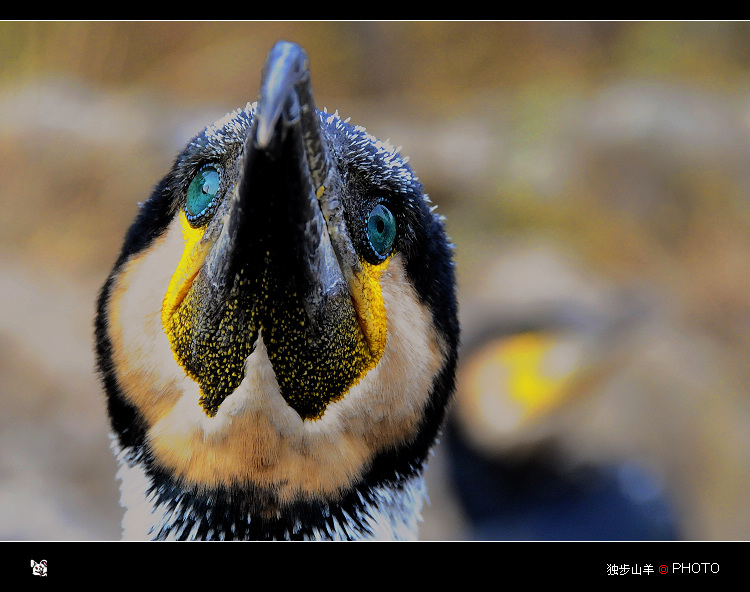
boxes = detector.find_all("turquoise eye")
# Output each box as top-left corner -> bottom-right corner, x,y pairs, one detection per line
186,165 -> 221,225
367,204 -> 396,259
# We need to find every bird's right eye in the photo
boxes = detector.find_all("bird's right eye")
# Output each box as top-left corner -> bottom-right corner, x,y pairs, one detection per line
185,165 -> 222,227
366,203 -> 397,260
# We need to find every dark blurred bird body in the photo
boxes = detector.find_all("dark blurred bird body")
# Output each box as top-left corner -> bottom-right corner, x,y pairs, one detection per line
95,42 -> 458,540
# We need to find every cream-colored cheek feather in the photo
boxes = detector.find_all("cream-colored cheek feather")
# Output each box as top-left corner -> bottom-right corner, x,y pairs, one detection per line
344,256 -> 447,442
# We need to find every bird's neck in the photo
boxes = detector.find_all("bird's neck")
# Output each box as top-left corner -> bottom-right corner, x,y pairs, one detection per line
112,438 -> 427,541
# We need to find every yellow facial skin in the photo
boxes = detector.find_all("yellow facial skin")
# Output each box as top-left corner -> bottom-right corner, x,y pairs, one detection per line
349,258 -> 390,362
160,208 -> 391,420
457,330 -> 580,453
161,211 -> 211,330
496,332 -> 569,418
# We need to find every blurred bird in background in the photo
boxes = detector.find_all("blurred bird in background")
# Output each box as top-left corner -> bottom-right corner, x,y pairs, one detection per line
2,21 -> 750,541
444,243 -> 681,540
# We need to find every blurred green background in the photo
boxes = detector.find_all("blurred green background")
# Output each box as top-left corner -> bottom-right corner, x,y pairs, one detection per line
2,21 -> 750,540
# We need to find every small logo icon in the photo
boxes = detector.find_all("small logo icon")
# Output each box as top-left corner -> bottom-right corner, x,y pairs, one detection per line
31,559 -> 47,577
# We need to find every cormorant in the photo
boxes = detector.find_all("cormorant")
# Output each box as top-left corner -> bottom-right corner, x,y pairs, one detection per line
94,41 -> 459,540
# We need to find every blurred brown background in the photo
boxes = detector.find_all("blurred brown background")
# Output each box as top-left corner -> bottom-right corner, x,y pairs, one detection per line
2,21 -> 750,541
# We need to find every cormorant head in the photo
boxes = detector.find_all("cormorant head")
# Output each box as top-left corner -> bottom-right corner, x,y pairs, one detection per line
96,41 -> 458,529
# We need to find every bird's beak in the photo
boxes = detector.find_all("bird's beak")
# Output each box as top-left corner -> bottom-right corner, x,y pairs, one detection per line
164,41 -> 387,420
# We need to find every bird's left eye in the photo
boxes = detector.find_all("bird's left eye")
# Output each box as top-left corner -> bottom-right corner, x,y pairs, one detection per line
367,204 -> 397,259
185,165 -> 221,226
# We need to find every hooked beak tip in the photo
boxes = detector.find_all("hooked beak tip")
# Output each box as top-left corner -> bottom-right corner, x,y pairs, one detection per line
254,41 -> 308,150
255,116 -> 273,149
